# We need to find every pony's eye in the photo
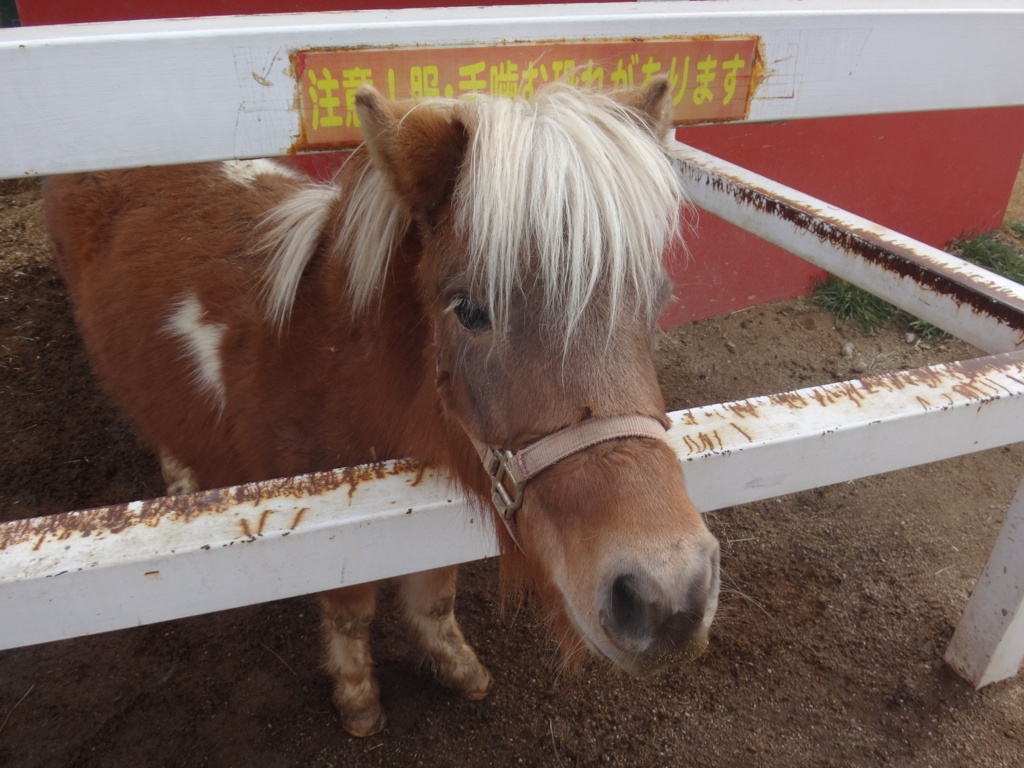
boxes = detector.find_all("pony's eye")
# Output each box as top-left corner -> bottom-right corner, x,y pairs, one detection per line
449,294 -> 491,333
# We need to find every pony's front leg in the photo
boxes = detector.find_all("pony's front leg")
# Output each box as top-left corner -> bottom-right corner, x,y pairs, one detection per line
397,566 -> 492,700
159,448 -> 198,496
318,584 -> 386,737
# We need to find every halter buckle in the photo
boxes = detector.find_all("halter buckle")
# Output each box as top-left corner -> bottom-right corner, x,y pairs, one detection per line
486,448 -> 527,520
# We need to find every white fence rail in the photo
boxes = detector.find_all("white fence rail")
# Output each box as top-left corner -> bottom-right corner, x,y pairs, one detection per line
2,1 -> 1023,178
5,349 -> 1024,651
2,1 -> 1024,687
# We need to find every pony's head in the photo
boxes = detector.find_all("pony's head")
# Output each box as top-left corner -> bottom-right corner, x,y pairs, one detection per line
354,78 -> 720,674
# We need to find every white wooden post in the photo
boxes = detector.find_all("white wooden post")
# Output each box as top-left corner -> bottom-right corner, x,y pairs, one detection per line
945,474 -> 1024,686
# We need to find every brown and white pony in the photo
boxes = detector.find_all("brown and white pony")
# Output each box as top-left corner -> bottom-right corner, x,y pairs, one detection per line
44,77 -> 720,736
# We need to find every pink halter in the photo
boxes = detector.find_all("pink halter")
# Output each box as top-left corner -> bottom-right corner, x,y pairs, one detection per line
470,414 -> 670,546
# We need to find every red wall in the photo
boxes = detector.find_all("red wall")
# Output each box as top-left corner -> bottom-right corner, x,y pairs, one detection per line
19,1 -> 1024,327
16,0 -> 580,23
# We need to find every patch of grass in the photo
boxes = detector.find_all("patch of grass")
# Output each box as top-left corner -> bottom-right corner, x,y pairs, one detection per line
811,274 -> 907,335
955,229 -> 1024,283
812,274 -> 951,341
811,228 -> 1024,340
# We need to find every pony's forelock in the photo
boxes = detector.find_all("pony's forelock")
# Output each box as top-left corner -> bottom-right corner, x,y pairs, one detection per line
454,83 -> 687,336
259,82 -> 686,334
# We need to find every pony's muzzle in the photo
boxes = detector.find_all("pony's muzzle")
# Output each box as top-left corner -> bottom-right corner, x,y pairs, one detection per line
599,538 -> 721,674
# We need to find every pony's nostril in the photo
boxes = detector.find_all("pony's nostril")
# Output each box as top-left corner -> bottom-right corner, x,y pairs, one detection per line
609,574 -> 653,640
603,544 -> 720,663
659,605 -> 703,647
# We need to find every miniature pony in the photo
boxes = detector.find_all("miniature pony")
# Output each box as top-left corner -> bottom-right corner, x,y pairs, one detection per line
45,76 -> 720,736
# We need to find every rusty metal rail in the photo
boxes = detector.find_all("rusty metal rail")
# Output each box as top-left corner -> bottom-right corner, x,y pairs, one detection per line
672,350 -> 1024,512
1,463 -> 499,649
3,2 -> 1024,179
4,349 -> 1024,653
671,142 -> 1024,355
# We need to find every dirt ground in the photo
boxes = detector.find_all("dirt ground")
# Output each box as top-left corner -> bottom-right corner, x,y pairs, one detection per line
1,176 -> 1024,768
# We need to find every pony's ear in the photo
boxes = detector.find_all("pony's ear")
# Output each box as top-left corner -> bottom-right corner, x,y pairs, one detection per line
616,75 -> 674,137
355,85 -> 469,223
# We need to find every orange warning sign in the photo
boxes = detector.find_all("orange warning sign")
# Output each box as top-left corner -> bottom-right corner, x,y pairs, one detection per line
294,36 -> 761,149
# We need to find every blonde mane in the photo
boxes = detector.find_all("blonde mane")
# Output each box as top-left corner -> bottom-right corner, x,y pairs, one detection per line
260,82 -> 687,335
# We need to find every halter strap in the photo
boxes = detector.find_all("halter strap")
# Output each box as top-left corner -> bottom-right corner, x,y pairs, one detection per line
471,414 -> 669,545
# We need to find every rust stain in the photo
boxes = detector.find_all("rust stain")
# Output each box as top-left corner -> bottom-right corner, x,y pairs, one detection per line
337,458 -> 418,500
693,352 -> 1024,428
697,169 -> 1024,339
288,49 -> 308,155
679,411 -> 698,427
713,430 -> 724,451
0,459 -> 425,552
768,390 -> 809,409
256,509 -> 273,536
700,430 -> 723,452
289,507 -> 308,530
682,434 -> 702,454
744,38 -> 767,117
809,381 -> 866,409
680,429 -> 727,455
805,356 -> 1024,413
409,461 -> 428,488
725,400 -> 759,419
953,382 -> 993,401
730,422 -> 753,443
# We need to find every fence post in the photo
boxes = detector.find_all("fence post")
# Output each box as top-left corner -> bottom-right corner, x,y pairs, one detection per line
945,472 -> 1024,686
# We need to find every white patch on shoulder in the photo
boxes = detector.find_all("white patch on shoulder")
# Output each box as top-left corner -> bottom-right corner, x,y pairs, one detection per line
220,158 -> 301,187
165,293 -> 228,413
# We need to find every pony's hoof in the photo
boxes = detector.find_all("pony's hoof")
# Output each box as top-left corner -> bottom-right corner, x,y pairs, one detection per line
340,705 -> 387,738
459,663 -> 493,701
